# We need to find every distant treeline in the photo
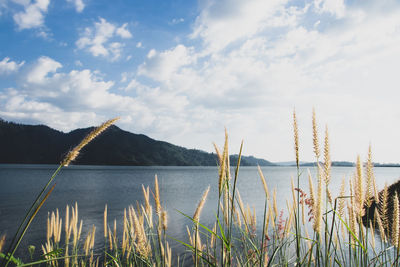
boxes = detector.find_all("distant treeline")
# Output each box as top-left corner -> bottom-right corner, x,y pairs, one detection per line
0,119 -> 275,166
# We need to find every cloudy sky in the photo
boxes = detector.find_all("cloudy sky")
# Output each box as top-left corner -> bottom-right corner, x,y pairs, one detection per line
1,0 -> 400,163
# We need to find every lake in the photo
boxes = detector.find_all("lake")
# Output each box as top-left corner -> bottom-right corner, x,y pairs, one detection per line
1,164 -> 400,262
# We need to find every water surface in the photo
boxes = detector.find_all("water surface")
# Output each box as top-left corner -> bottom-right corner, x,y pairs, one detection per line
1,164 -> 400,261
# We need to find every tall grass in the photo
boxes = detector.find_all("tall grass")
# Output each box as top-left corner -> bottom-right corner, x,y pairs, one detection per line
2,111 -> 400,266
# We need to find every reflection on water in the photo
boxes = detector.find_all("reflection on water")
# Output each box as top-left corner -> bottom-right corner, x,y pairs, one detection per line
1,164 -> 400,261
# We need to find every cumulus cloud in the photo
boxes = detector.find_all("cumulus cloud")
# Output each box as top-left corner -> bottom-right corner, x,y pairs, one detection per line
138,45 -> 196,83
13,0 -> 50,30
66,0 -> 85,13
116,23 -> 132,38
76,18 -> 132,60
314,0 -> 345,18
191,0 -> 291,53
4,1 -> 400,162
0,56 -> 192,137
131,1 -> 400,162
0,57 -> 25,75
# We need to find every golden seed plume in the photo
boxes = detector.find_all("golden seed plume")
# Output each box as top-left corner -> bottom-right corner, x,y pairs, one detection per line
90,225 -> 96,250
291,178 -> 296,207
142,185 -> 151,216
217,131 -> 229,194
161,210 -> 168,231
323,125 -> 331,187
223,186 -> 229,224
129,206 -> 151,258
122,209 -> 128,255
142,185 -> 153,228
365,144 -> 374,207
104,204 -> 108,238
354,155 -> 364,216
61,117 -> 120,166
65,205 -> 70,239
380,183 -> 389,230
113,219 -> 117,242
108,227 -> 113,250
337,176 -> 346,218
258,165 -> 269,199
293,109 -> 299,167
375,209 -> 386,242
165,242 -> 172,267
210,223 -> 217,249
193,186 -> 210,222
314,170 -> 323,234
252,206 -> 257,229
393,193 -> 400,246
273,189 -> 278,219
213,143 -> 222,165
312,108 -> 320,160
0,235 -> 5,253
269,205 -> 275,229
348,205 -> 358,245
265,206 -> 271,232
154,175 -> 161,215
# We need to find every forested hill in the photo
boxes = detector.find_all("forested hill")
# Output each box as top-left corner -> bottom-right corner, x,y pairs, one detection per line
0,119 -> 276,166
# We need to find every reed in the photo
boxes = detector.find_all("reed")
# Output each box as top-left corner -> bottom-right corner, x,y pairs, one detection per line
4,112 -> 400,267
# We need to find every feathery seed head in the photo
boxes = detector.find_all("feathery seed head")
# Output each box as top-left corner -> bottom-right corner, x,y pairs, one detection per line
161,210 -> 168,231
61,117 -> 120,166
355,155 -> 364,216
104,204 -> 108,238
0,235 -> 5,253
323,125 -> 331,186
193,186 -> 210,222
312,108 -> 320,160
380,183 -> 389,230
392,192 -> 400,246
337,176 -> 346,218
154,175 -> 161,215
365,144 -> 375,207
258,165 -> 269,199
314,171 -> 323,234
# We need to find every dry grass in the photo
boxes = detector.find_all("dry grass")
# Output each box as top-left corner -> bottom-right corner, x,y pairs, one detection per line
4,112 -> 400,267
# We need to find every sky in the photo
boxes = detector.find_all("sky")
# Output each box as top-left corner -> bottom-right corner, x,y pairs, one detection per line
1,0 -> 400,163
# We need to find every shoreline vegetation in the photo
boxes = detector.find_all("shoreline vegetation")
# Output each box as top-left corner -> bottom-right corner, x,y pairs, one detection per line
1,118 -> 399,167
1,111 -> 400,266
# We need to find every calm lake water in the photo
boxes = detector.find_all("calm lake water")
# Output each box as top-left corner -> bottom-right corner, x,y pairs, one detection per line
1,164 -> 400,262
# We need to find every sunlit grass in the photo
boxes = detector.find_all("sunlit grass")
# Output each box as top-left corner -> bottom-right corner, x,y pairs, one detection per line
1,111 -> 400,266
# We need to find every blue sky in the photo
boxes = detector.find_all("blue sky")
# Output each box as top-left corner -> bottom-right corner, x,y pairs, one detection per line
1,0 -> 400,163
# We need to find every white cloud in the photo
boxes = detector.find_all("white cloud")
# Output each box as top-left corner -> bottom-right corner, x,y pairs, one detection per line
13,0 -> 50,29
4,1 -> 400,163
138,45 -> 196,83
116,23 -> 132,38
26,56 -> 61,84
0,57 -> 25,75
76,18 -> 132,60
66,0 -> 84,13
314,0 -> 345,18
130,2 -> 400,162
191,0 -> 291,53
0,56 -> 193,136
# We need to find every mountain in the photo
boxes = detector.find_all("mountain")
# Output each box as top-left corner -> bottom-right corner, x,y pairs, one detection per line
276,161 -> 354,167
0,119 -> 276,166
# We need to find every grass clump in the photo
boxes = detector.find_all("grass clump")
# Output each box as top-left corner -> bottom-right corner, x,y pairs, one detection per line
3,111 -> 400,266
